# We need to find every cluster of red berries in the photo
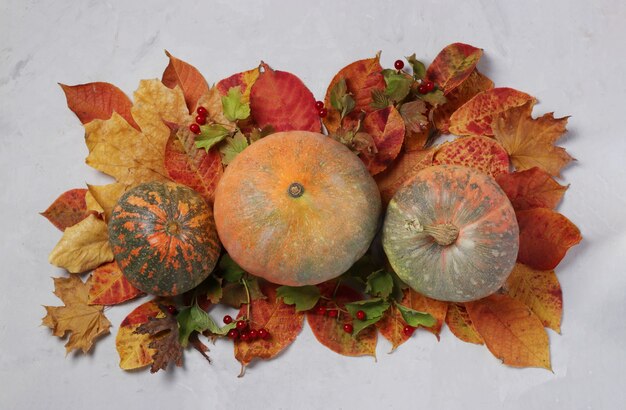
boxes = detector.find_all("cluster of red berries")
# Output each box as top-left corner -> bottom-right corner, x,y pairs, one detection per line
315,100 -> 327,118
189,106 -> 209,135
393,59 -> 436,95
223,315 -> 270,342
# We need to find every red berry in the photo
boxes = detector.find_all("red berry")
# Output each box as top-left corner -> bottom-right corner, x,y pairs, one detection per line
356,310 -> 366,320
394,60 -> 405,70
424,81 -> 435,92
318,108 -> 328,118
403,325 -> 416,336
417,84 -> 428,94
236,320 -> 247,330
343,323 -> 354,334
315,305 -> 327,315
227,329 -> 239,339
223,315 -> 233,324
189,123 -> 201,134
195,114 -> 207,125
327,309 -> 338,318
240,331 -> 250,342
165,305 -> 177,315
315,100 -> 324,110
197,106 -> 208,116
248,329 -> 258,340
258,328 -> 270,339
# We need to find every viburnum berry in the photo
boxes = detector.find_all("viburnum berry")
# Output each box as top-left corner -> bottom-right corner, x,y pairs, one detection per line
248,329 -> 258,340
195,115 -> 207,125
356,310 -> 366,320
417,84 -> 428,94
315,305 -> 327,315
227,329 -> 239,339
197,106 -> 208,116
165,305 -> 177,315
424,81 -> 435,92
240,331 -> 250,342
343,323 -> 354,334
258,328 -> 270,339
394,60 -> 404,70
318,108 -> 328,118
327,309 -> 338,318
189,123 -> 201,134
403,325 -> 416,336
236,320 -> 247,330
315,100 -> 324,110
223,315 -> 233,324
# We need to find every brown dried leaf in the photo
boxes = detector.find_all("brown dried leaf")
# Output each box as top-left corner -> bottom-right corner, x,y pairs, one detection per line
134,307 -> 183,373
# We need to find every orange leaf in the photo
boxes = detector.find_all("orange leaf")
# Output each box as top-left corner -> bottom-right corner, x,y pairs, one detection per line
250,63 -> 320,133
517,208 -> 582,270
403,123 -> 432,152
496,167 -> 568,211
216,67 -> 260,103
88,261 -> 143,306
307,285 -> 376,357
503,263 -> 562,333
41,188 -> 91,231
432,135 -> 510,177
234,282 -> 304,368
426,43 -> 483,94
376,305 -> 410,351
493,101 -> 572,177
374,148 -> 435,205
164,123 -> 223,204
323,55 -> 386,134
360,106 -> 405,175
116,300 -> 164,370
162,50 -> 209,114
449,87 -> 535,137
445,303 -> 484,344
60,82 -> 139,130
466,294 -> 551,369
433,69 -> 494,133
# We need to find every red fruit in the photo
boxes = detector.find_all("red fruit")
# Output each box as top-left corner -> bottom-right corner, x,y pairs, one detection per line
248,329 -> 258,340
318,108 -> 328,118
315,305 -> 327,315
195,115 -> 207,125
394,60 -> 404,70
189,123 -> 201,134
356,310 -> 366,320
327,309 -> 338,318
418,84 -> 428,94
258,328 -> 270,339
424,81 -> 435,92
227,329 -> 239,339
197,106 -> 208,116
343,323 -> 353,334
403,325 -> 416,336
223,315 -> 233,324
315,101 -> 324,110
165,305 -> 177,315
240,331 -> 250,342
236,320 -> 247,330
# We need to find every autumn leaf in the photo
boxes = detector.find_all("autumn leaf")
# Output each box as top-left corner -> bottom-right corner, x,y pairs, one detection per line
426,43 -> 483,95
134,307 -> 183,373
164,123 -> 223,204
496,167 -> 568,211
161,50 -> 209,114
307,285 -> 377,357
234,282 -> 304,372
86,183 -> 128,221
41,188 -> 91,231
376,304 -> 411,350
48,214 -> 113,274
250,62 -> 320,133
323,55 -> 386,133
517,208 -> 582,270
449,88 -> 535,137
359,106 -> 405,175
88,261 -> 143,306
503,263 -> 563,333
116,300 -> 164,370
492,101 -> 572,177
276,285 -> 321,312
42,275 -> 111,354
60,82 -> 139,130
215,67 -> 260,103
432,135 -> 510,177
374,148 -> 435,205
222,87 -> 251,122
433,69 -> 494,133
445,303 -> 484,344
220,132 -> 249,165
466,294 -> 551,370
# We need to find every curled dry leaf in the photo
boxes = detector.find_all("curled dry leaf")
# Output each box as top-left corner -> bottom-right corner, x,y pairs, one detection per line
503,263 -> 563,333
48,214 -> 113,274
323,55 -> 386,134
42,275 -> 111,354
496,167 -> 568,211
493,101 -> 572,177
134,309 -> 183,373
41,188 -> 91,231
466,294 -> 551,370
60,82 -> 139,130
359,106 -> 406,175
116,300 -> 164,370
449,87 -> 535,137
517,208 -> 582,270
162,50 -> 209,114
88,261 -> 143,306
432,135 -> 510,178
426,42 -> 483,94
86,183 -> 128,221
374,148 -> 435,205
445,303 -> 484,345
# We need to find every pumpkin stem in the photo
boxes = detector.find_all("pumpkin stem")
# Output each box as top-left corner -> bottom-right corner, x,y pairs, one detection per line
288,182 -> 304,198
423,223 -> 459,246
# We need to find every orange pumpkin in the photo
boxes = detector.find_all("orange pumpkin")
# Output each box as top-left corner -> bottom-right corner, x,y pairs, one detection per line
214,131 -> 382,286
383,165 -> 518,302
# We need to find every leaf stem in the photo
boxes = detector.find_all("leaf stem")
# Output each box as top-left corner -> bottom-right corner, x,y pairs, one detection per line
242,276 -> 251,320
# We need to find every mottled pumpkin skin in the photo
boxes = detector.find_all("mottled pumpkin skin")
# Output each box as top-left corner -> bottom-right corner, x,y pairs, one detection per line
383,165 -> 518,302
214,131 -> 381,286
109,182 -> 220,296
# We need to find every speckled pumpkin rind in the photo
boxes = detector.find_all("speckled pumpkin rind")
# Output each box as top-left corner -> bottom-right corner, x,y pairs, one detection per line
383,165 -> 518,302
214,131 -> 382,286
109,182 -> 220,296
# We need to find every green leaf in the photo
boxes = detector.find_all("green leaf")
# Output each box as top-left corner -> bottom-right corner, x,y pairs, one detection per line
276,285 -> 321,312
399,100 -> 428,133
219,254 -> 245,283
221,87 -> 250,121
365,270 -> 394,299
330,78 -> 356,119
177,304 -> 211,347
345,298 -> 391,336
370,89 -> 390,109
220,131 -> 249,165
418,89 -> 447,107
390,271 -> 408,302
195,124 -> 231,151
205,318 -> 236,336
406,54 -> 426,79
395,303 -> 436,328
382,69 -> 412,102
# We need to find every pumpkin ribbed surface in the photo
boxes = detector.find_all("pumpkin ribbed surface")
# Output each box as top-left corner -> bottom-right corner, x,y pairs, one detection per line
383,165 -> 518,302
109,182 -> 220,296
214,131 -> 381,286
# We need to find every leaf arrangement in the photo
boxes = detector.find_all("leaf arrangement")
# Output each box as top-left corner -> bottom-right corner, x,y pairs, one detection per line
42,43 -> 581,374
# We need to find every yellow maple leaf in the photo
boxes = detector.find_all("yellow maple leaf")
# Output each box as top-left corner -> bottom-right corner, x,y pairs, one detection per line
42,275 -> 111,354
492,101 -> 572,177
48,214 -> 113,273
